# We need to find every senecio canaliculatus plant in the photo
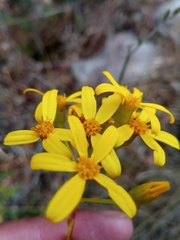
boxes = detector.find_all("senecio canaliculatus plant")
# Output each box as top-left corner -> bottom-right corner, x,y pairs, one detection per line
4,71 -> 180,238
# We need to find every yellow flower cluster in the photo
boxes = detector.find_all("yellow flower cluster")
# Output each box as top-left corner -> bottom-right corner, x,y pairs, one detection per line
4,71 -> 180,224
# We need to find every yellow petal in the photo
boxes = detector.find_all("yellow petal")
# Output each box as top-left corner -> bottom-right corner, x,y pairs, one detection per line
115,125 -> 134,147
153,149 -> 165,166
101,149 -> 121,178
142,107 -> 161,134
132,87 -> 143,100
140,132 -> 165,166
82,86 -> 96,119
92,126 -> 118,163
4,130 -> 39,145
95,93 -> 122,124
91,133 -> 121,178
42,134 -> 72,158
23,88 -> 44,95
68,103 -> 83,117
138,109 -> 150,122
68,116 -> 88,157
139,108 -> 156,121
95,83 -> 119,95
102,71 -> 129,95
67,98 -> 81,103
66,91 -> 81,101
150,131 -> 180,150
46,174 -> 85,223
90,133 -> 100,146
31,153 -> 76,171
53,128 -> 73,142
34,102 -> 43,122
141,103 -> 175,124
103,71 -> 120,87
42,89 -> 58,122
94,173 -> 136,218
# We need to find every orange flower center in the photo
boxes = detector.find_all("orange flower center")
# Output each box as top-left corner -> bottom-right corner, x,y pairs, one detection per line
83,119 -> 102,137
129,115 -> 148,135
76,157 -> 101,180
32,120 -> 54,139
79,114 -> 85,123
123,94 -> 141,112
57,94 -> 67,111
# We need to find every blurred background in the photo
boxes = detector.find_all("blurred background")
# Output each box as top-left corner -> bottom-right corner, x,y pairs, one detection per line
0,0 -> 180,239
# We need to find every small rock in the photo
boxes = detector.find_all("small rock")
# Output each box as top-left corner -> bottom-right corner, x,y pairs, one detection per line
71,32 -> 159,87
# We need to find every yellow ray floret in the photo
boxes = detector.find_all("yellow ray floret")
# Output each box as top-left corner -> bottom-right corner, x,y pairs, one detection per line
69,86 -> 122,138
31,116 -> 137,223
4,90 -> 73,156
95,71 -> 175,133
116,110 -> 179,166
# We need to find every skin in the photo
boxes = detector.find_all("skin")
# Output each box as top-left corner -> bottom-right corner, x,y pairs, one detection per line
0,210 -> 133,240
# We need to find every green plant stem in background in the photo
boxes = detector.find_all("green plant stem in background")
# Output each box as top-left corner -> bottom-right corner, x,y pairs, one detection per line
118,8 -> 180,83
81,198 -> 114,204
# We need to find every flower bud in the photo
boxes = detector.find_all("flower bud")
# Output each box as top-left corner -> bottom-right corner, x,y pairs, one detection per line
129,181 -> 170,207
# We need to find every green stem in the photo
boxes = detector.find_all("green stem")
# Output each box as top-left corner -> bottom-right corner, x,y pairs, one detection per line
81,198 -> 115,205
118,46 -> 132,83
118,18 -> 171,83
66,209 -> 77,240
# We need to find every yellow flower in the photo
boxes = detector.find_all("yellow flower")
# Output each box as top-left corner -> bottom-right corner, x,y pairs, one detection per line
24,88 -> 82,112
4,90 -> 72,157
69,86 -> 122,137
69,86 -> 122,178
115,110 -> 179,166
129,181 -> 170,207
24,88 -> 82,126
95,71 -> 175,134
31,116 -> 136,223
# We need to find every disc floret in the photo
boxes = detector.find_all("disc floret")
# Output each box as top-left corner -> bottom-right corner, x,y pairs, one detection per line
76,157 -> 101,180
32,119 -> 54,139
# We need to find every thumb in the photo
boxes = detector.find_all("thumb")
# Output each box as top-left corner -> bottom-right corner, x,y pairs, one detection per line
74,210 -> 133,240
0,210 -> 133,240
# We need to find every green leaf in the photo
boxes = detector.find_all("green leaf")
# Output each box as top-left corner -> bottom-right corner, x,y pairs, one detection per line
137,38 -> 142,45
163,9 -> 171,22
173,7 -> 180,15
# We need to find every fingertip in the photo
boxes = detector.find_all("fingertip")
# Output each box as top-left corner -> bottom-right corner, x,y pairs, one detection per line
73,210 -> 133,240
0,211 -> 133,240
0,215 -> 67,240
